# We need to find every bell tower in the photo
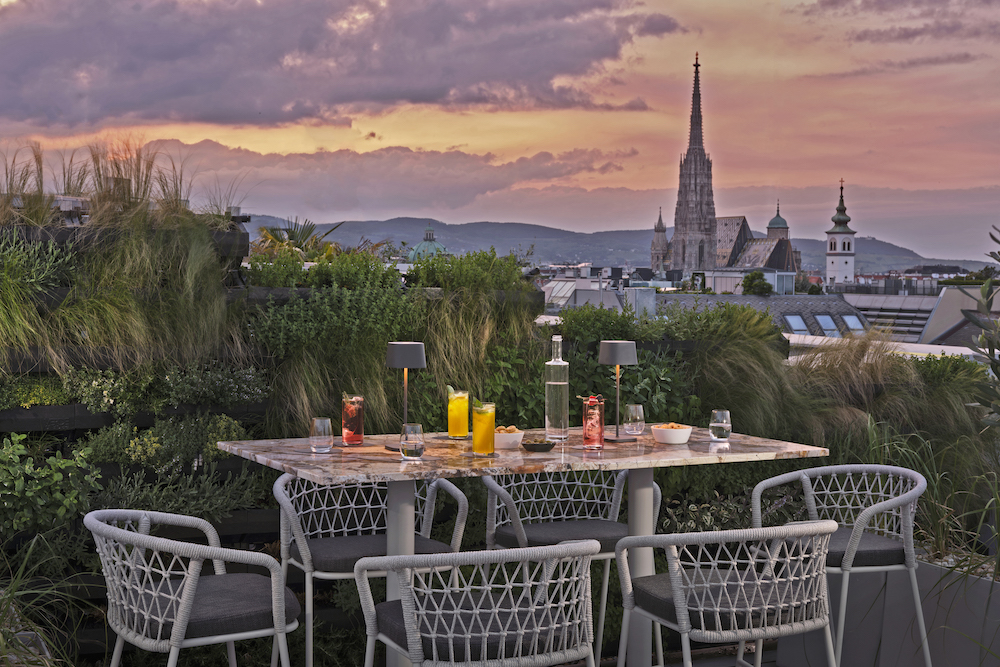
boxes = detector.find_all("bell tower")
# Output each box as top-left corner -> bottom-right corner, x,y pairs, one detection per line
825,180 -> 856,285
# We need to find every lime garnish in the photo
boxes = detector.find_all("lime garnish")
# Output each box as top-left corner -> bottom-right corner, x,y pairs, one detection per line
447,385 -> 455,396
473,398 -> 483,409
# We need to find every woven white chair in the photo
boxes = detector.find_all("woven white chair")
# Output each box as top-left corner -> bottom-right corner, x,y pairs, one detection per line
355,540 -> 602,667
616,520 -> 840,667
274,473 -> 468,667
84,509 -> 299,667
483,470 -> 662,661
751,464 -> 932,667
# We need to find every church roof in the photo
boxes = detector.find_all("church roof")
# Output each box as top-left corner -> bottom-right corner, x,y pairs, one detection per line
732,238 -> 780,268
827,184 -> 856,234
654,207 -> 666,233
716,216 -> 748,266
767,203 -> 788,229
407,224 -> 447,261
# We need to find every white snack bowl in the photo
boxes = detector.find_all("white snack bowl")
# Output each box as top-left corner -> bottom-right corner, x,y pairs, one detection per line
651,424 -> 693,445
494,431 -> 525,449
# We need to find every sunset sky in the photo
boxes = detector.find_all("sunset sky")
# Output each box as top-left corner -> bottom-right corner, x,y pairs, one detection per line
1,0 -> 998,260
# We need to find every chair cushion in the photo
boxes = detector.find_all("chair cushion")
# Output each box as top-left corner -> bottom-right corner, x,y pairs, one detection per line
631,572 -> 818,633
129,572 -> 300,640
826,526 -> 905,568
293,534 -> 453,572
375,594 -> 564,661
494,520 -> 626,552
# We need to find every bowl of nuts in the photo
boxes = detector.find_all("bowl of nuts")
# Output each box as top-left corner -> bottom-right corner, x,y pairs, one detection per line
651,422 -> 693,444
520,437 -> 556,453
493,425 -> 524,449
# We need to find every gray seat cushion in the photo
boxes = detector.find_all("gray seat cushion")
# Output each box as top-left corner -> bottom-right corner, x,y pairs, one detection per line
495,520 -> 626,553
375,594 -> 561,661
131,572 -> 300,639
294,534 -> 452,572
826,526 -> 905,568
632,572 -> 814,633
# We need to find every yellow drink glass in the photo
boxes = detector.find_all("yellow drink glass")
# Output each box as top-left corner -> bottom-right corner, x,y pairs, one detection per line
448,390 -> 469,438
472,402 -> 495,457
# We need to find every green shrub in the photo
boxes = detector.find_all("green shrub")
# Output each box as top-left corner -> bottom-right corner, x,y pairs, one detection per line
157,360 -> 271,409
0,375 -> 71,410
739,270 -> 774,296
408,248 -> 531,292
0,433 -> 99,534
61,366 -> 156,418
78,421 -> 135,464
127,413 -> 248,470
91,461 -> 277,525
246,246 -> 305,287
305,251 -> 401,290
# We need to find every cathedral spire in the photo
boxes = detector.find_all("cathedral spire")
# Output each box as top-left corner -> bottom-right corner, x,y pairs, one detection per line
688,53 -> 704,150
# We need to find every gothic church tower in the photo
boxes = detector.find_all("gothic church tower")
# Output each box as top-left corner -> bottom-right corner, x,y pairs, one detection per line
650,207 -> 669,274
670,54 -> 717,278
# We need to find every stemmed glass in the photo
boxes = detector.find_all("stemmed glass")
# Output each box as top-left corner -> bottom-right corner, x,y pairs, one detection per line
624,404 -> 645,435
309,417 -> 333,454
400,423 -> 425,461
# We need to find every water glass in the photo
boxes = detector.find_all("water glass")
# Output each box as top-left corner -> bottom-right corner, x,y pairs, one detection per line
309,417 -> 333,454
624,404 -> 645,435
709,409 -> 732,444
400,423 -> 425,460
342,394 -> 364,445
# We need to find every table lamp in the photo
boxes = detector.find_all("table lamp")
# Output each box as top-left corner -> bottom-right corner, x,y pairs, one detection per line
598,340 -> 638,442
386,341 -> 426,451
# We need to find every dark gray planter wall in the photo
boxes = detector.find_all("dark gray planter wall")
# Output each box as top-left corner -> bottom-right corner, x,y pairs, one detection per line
777,563 -> 1000,667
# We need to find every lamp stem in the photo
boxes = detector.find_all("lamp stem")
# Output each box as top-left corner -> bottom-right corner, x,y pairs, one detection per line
615,364 -> 621,438
402,367 -> 409,427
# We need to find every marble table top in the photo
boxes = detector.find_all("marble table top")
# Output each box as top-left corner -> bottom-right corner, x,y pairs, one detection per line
218,427 -> 828,485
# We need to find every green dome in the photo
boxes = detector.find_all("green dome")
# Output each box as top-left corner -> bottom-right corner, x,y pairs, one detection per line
767,202 -> 788,229
407,225 -> 447,261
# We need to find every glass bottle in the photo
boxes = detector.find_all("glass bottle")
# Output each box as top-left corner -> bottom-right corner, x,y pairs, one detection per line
545,335 -> 570,441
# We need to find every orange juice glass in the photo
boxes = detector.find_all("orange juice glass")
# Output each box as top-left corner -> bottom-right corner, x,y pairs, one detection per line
472,402 -> 495,457
448,390 -> 469,438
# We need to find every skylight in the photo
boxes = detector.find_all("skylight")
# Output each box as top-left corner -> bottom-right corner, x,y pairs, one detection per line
842,314 -> 865,332
815,315 -> 842,338
784,315 -> 810,335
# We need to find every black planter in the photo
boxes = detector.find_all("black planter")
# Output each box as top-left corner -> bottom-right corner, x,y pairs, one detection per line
0,403 -> 112,433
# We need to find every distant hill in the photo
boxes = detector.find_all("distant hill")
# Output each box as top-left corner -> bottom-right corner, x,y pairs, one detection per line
247,215 -> 995,273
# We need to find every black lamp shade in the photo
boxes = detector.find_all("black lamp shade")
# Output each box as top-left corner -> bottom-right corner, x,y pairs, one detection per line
598,340 -> 637,366
386,342 -> 426,369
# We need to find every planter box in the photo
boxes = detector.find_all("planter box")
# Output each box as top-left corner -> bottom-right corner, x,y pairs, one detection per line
0,403 -> 111,432
0,400 -> 269,433
777,562 -> 1000,666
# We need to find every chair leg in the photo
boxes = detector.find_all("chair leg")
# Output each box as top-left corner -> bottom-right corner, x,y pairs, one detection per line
227,641 -> 237,667
617,608 -> 631,667
306,573 -> 315,667
166,646 -> 181,667
109,635 -> 125,667
754,639 -> 764,667
835,569 -> 851,667
737,639 -> 745,664
271,634 -> 280,667
823,623 -> 837,667
680,632 -> 693,667
276,632 -> 293,667
596,558 -> 612,660
654,621 -> 664,667
364,636 -> 378,667
586,646 -> 597,667
909,565 -> 933,667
